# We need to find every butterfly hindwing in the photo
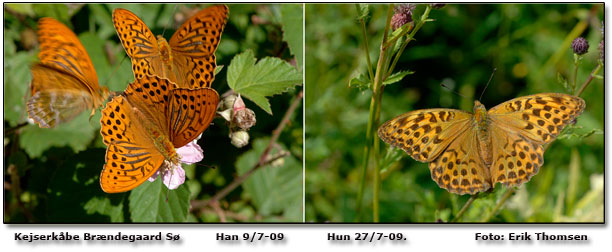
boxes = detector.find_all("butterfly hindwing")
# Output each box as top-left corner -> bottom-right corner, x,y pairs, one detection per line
428,128 -> 492,195
168,88 -> 219,148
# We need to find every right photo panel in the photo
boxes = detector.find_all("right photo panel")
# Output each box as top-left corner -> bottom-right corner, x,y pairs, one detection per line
305,3 -> 604,223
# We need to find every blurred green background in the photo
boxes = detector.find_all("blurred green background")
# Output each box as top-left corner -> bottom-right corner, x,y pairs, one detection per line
4,3 -> 303,222
305,4 -> 603,222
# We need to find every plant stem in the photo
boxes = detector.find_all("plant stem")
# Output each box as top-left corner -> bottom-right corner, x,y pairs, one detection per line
573,54 -> 579,93
355,4 -> 375,82
483,188 -> 515,222
576,63 -> 602,97
191,91 -> 303,210
451,193 -> 479,222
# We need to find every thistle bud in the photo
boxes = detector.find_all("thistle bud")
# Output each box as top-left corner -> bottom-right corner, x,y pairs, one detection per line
230,131 -> 250,148
571,37 -> 589,55
391,4 -> 416,30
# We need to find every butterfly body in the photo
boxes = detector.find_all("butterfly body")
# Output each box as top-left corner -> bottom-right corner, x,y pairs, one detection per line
378,93 -> 585,195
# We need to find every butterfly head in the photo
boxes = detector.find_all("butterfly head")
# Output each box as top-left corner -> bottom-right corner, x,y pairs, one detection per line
473,100 -> 488,125
156,35 -> 173,64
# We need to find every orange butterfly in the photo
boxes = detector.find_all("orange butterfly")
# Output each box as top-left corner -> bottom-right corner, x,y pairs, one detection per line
28,17 -> 110,128
99,75 -> 219,193
378,93 -> 585,195
112,5 -> 229,89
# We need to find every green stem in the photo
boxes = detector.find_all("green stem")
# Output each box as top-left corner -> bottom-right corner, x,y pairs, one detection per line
483,188 -> 515,222
576,63 -> 602,97
451,193 -> 479,222
355,5 -> 394,222
356,4 -> 375,82
573,54 -> 579,93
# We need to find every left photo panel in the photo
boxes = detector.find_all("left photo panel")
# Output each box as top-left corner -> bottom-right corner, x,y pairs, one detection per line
4,3 -> 304,223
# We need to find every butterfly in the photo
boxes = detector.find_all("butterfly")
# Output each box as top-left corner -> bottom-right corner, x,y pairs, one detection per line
378,93 -> 585,195
27,17 -> 110,128
99,75 -> 219,193
112,5 -> 228,89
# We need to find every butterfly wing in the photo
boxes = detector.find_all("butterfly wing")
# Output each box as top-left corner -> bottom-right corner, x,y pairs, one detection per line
378,109 -> 473,162
113,8 -> 165,81
487,93 -> 585,187
27,64 -> 96,128
36,18 -> 100,96
99,95 -> 165,193
168,88 -> 219,148
169,5 -> 229,88
428,127 -> 493,195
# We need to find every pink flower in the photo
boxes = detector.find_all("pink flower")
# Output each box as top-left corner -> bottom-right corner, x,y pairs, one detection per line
148,136 -> 204,189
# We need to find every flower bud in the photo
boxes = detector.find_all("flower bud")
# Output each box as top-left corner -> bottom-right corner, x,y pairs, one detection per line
391,4 -> 416,30
221,94 -> 237,111
233,108 -> 256,130
571,37 -> 589,55
232,95 -> 256,130
230,131 -> 250,148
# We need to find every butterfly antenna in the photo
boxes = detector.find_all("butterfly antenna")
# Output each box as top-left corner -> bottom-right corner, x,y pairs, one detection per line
479,68 -> 497,101
161,5 -> 179,38
102,54 -> 129,92
440,83 -> 467,99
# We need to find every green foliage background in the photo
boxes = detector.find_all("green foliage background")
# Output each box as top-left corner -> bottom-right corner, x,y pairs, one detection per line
305,4 -> 604,222
4,3 -> 303,223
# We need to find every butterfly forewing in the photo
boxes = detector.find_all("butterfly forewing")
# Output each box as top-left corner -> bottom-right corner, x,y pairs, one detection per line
487,93 -> 586,144
378,108 -> 473,162
36,18 -> 100,92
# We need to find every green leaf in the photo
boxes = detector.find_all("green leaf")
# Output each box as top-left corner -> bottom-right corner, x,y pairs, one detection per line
383,70 -> 414,86
348,72 -> 371,90
3,52 -> 36,126
557,72 -> 570,93
32,4 -> 70,23
129,177 -> 191,222
227,50 -> 302,114
214,65 -> 224,76
19,112 -> 99,158
47,148 -> 125,222
356,4 -> 370,20
280,4 -> 303,71
5,4 -> 35,16
236,138 -> 302,221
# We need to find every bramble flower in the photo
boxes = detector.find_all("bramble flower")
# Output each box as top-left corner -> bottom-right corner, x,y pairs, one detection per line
148,135 -> 204,189
391,4 -> 416,30
571,37 -> 589,55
